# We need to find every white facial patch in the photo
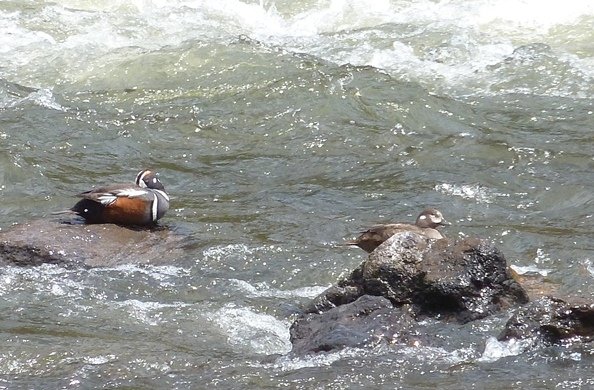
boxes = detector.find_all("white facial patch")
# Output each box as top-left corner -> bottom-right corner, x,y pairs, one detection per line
419,215 -> 427,220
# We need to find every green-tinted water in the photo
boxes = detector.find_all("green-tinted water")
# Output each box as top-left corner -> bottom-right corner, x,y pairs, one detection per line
1,1 -> 593,388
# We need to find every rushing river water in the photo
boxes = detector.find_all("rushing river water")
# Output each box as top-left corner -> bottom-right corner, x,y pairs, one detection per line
1,0 -> 594,388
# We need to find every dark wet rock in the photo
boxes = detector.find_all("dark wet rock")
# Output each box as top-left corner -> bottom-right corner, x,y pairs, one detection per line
291,232 -> 532,355
0,242 -> 75,268
304,284 -> 363,314
290,295 -> 418,355
499,296 -> 594,345
0,219 -> 185,267
306,233 -> 528,323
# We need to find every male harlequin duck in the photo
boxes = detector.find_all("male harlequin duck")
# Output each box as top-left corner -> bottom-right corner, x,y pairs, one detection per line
345,208 -> 450,253
55,169 -> 169,226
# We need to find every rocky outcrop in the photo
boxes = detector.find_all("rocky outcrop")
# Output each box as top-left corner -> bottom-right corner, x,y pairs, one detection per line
0,219 -> 184,267
305,233 -> 528,322
291,232 -> 531,355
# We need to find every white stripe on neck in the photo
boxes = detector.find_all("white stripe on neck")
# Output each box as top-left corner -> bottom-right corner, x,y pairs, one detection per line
153,189 -> 169,201
151,194 -> 159,221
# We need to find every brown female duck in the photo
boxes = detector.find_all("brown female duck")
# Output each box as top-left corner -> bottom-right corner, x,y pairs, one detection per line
345,208 -> 450,253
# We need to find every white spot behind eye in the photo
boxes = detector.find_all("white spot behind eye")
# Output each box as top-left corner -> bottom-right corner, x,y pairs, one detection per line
153,178 -> 157,183
419,215 -> 427,220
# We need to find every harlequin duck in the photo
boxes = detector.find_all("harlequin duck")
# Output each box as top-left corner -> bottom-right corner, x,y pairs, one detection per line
345,208 -> 450,253
55,169 -> 170,226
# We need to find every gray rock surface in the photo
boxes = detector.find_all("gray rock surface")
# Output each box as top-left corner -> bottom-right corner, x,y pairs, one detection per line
0,219 -> 185,267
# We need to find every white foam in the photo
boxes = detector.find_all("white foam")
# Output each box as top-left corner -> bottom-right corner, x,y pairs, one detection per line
1,1 -> 593,97
116,299 -> 191,326
0,264 -> 85,298
228,278 -> 329,299
0,12 -> 56,54
91,264 -> 190,280
478,336 -> 532,362
272,347 -> 368,371
435,183 -> 509,204
82,355 -> 116,365
1,87 -> 64,111
203,243 -> 253,257
583,259 -> 594,277
510,264 -> 552,277
209,304 -> 292,354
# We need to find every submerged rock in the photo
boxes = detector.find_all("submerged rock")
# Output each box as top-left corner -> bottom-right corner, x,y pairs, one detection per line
290,295 -> 418,355
0,219 -> 184,267
499,296 -> 594,345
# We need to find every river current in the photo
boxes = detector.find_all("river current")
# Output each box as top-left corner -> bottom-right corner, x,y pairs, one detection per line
1,1 -> 593,388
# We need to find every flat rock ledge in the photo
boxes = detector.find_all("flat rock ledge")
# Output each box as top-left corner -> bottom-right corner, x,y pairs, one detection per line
0,219 -> 185,268
290,232 -> 594,355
